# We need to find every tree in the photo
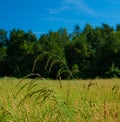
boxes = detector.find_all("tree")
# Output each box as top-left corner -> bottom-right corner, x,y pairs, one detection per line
1,23 -> 120,79
101,23 -> 114,35
65,33 -> 90,78
0,29 -> 8,47
69,25 -> 81,41
105,62 -> 120,78
0,29 -> 8,76
95,32 -> 120,77
116,24 -> 120,31
83,24 -> 95,47
37,29 -> 69,79
6,29 -> 38,77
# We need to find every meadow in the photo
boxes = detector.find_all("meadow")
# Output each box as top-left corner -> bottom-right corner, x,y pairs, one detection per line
0,77 -> 120,122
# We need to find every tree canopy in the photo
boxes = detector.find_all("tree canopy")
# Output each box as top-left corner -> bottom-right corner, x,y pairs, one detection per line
0,23 -> 120,79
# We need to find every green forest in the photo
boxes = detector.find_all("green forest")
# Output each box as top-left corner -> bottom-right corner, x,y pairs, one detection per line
0,23 -> 120,79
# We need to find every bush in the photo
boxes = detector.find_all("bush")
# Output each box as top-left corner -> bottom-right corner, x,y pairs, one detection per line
105,63 -> 120,78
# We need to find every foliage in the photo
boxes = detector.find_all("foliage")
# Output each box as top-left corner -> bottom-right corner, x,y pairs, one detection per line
0,24 -> 120,78
105,63 -> 120,78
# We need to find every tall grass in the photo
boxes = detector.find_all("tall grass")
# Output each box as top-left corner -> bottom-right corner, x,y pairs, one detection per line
0,77 -> 120,121
32,52 -> 74,79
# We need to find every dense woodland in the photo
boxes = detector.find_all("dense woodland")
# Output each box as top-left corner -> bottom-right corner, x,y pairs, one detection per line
0,23 -> 120,79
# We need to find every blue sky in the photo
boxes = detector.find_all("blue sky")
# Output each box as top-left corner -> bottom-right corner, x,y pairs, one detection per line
0,0 -> 120,35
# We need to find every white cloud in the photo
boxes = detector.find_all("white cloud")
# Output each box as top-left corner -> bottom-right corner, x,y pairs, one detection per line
47,0 -> 96,16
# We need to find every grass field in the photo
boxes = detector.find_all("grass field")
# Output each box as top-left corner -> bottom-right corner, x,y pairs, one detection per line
0,77 -> 120,122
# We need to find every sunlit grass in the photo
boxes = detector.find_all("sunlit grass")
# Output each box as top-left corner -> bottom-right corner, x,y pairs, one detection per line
0,77 -> 120,121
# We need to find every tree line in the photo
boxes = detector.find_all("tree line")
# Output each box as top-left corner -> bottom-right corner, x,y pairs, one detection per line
0,23 -> 120,79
